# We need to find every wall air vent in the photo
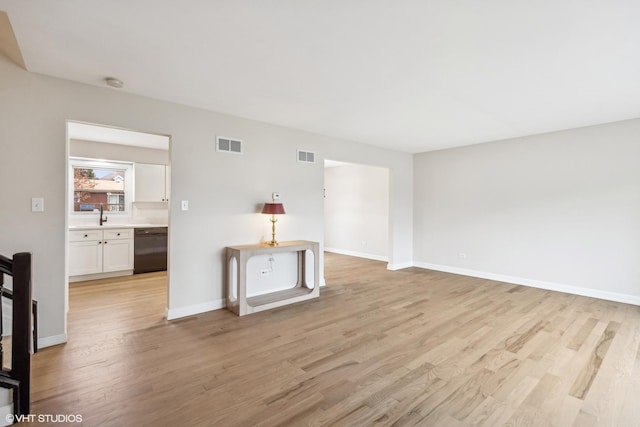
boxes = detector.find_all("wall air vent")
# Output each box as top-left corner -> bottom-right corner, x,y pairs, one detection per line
216,136 -> 243,154
297,149 -> 316,164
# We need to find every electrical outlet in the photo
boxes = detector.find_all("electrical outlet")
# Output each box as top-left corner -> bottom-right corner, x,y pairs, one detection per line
458,252 -> 467,259
272,192 -> 280,200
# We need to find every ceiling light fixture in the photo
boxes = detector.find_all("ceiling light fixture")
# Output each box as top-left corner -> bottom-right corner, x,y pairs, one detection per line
105,77 -> 124,88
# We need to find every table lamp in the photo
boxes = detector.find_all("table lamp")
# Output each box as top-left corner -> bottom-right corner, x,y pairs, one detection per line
262,201 -> 286,246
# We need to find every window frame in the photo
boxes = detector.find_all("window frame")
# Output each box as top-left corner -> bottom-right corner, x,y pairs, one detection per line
69,157 -> 134,217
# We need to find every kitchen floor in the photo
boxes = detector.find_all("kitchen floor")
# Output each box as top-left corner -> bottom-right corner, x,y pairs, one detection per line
68,271 -> 167,332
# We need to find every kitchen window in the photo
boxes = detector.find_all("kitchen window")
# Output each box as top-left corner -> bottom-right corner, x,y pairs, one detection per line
70,158 -> 133,215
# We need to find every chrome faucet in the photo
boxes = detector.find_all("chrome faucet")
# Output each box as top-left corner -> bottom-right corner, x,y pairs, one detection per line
99,203 -> 108,226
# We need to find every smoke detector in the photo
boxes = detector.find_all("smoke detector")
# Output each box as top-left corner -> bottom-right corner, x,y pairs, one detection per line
105,77 -> 124,88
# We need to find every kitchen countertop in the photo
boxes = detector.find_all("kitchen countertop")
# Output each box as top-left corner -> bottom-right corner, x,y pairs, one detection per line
69,223 -> 168,230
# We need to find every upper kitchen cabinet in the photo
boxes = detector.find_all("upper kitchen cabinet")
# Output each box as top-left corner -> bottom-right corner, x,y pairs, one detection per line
135,163 -> 170,202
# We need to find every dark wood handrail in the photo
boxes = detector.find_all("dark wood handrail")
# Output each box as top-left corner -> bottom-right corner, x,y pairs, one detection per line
0,254 -> 13,276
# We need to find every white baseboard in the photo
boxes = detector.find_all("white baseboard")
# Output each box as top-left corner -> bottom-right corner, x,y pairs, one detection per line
166,299 -> 225,320
69,270 -> 133,283
38,333 -> 67,349
387,262 -> 414,271
414,261 -> 640,306
325,247 -> 388,262
0,402 -> 12,427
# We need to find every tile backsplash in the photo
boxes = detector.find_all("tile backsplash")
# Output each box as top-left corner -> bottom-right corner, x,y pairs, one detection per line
69,203 -> 168,227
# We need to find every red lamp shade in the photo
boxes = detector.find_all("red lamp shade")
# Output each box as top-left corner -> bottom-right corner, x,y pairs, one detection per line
261,203 -> 286,215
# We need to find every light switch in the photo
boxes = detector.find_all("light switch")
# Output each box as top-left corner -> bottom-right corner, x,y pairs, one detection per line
181,200 -> 189,211
31,197 -> 44,212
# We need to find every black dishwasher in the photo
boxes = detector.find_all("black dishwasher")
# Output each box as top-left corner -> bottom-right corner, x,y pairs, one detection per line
134,227 -> 168,274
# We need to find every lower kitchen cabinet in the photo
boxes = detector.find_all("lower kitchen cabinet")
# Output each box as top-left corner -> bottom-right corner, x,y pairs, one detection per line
69,228 -> 134,277
103,238 -> 134,272
69,239 -> 102,275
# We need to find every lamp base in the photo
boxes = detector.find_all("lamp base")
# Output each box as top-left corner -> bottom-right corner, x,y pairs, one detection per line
264,240 -> 279,246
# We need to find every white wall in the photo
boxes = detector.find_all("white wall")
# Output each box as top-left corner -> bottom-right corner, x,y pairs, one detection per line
70,139 -> 169,164
0,55 -> 413,345
324,163 -> 389,261
413,119 -> 640,303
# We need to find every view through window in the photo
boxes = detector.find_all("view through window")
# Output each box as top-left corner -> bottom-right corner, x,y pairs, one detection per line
72,164 -> 128,212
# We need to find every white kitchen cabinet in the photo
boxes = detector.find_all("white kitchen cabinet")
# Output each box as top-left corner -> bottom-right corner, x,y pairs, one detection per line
135,163 -> 169,202
69,240 -> 102,276
102,229 -> 134,272
69,228 -> 133,277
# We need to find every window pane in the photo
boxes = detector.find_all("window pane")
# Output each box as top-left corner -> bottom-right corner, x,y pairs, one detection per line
107,194 -> 125,212
73,167 -> 126,212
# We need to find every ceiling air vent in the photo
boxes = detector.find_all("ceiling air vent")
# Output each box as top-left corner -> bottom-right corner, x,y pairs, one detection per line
216,136 -> 243,154
297,149 -> 316,164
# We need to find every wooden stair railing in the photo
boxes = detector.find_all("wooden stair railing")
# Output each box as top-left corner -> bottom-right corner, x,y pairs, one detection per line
0,252 -> 37,417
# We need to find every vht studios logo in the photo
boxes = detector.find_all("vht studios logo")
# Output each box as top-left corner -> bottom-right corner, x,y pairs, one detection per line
6,413 -> 83,423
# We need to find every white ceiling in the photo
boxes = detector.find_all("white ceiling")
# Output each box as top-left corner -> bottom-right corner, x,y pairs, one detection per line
68,122 -> 169,150
324,160 -> 352,169
2,1 -> 640,153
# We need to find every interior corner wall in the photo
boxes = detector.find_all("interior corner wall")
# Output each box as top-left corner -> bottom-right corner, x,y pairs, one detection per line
0,54 -> 413,344
324,163 -> 389,260
413,119 -> 640,302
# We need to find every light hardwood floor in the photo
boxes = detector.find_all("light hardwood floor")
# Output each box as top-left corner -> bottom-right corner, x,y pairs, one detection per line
27,253 -> 640,426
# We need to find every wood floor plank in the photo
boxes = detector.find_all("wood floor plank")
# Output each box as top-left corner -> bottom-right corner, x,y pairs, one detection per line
617,340 -> 640,426
475,375 -> 540,427
569,321 -> 620,399
579,320 -> 640,425
23,253 -> 640,426
567,317 -> 599,351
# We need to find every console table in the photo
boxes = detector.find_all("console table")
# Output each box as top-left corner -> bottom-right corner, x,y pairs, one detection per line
225,240 -> 319,316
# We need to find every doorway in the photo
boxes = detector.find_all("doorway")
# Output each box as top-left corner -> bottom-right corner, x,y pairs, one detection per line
64,121 -> 171,337
323,159 -> 390,262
